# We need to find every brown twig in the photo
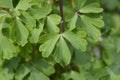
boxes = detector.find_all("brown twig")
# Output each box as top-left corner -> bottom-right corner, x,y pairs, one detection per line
58,0 -> 64,33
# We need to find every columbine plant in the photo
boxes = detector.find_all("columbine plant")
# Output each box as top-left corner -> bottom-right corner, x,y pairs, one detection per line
0,0 -> 104,80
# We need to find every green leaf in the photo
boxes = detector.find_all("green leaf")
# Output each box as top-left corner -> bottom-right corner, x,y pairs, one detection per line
0,67 -> 14,80
74,0 -> 87,9
102,52 -> 114,66
29,69 -> 49,80
81,15 -> 102,41
15,64 -> 30,80
85,68 -> 108,80
14,18 -> 29,46
0,0 -> 13,8
47,14 -> 61,33
75,30 -> 87,38
86,15 -> 104,28
63,31 -> 87,51
62,4 -> 75,21
19,43 -> 33,61
0,11 -> 7,18
4,57 -> 20,70
29,2 -> 52,19
0,33 -> 17,59
79,3 -> 103,13
15,0 -> 32,10
0,16 -> 16,60
106,66 -> 120,80
20,11 -> 36,31
29,22 -> 44,43
70,71 -> 86,80
39,33 -> 59,44
54,36 -> 71,66
32,58 -> 55,76
11,9 -> 21,17
39,34 -> 60,57
68,14 -> 78,30
92,58 -> 103,69
64,71 -> 86,80
48,14 -> 61,25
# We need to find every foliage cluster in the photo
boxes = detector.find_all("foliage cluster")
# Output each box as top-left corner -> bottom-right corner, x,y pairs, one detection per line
0,0 -> 120,80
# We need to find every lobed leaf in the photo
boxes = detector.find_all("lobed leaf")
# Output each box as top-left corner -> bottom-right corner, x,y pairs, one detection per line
0,33 -> 17,59
79,2 -> 103,13
29,2 -> 52,19
29,22 -> 44,43
15,64 -> 30,80
54,36 -> 71,66
63,31 -> 87,51
39,34 -> 60,57
20,11 -> 36,31
0,67 -> 14,80
14,18 -> 29,46
32,58 -> 55,76
15,0 -> 32,10
80,15 -> 103,41
74,0 -> 87,9
28,69 -> 49,80
68,14 -> 78,30
47,14 -> 61,33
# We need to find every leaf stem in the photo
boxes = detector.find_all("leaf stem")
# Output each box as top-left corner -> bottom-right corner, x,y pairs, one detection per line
58,0 -> 64,33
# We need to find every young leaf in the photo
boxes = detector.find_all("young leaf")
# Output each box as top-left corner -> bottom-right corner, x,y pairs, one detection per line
39,33 -> 59,44
15,0 -> 31,10
84,14 -> 104,28
4,57 -> 20,70
0,33 -> 16,59
75,30 -> 87,38
54,36 -> 71,66
29,22 -> 44,43
15,64 -> 30,80
63,31 -> 87,52
47,14 -> 61,33
64,71 -> 86,80
0,67 -> 14,80
74,0 -> 87,9
48,14 -> 61,25
32,58 -> 55,76
20,11 -> 36,31
29,69 -> 49,80
81,15 -> 103,41
79,3 -> 103,13
29,2 -> 52,19
14,18 -> 29,46
68,14 -> 78,30
39,34 -> 60,57
28,68 -> 50,80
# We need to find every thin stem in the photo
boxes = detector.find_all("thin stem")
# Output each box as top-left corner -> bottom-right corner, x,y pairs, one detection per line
58,0 -> 64,33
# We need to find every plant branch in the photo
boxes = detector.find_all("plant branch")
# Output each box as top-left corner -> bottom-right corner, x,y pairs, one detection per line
58,0 -> 64,33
